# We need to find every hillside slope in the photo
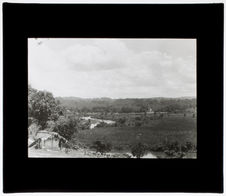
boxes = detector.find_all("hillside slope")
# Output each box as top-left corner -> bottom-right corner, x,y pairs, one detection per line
56,97 -> 196,113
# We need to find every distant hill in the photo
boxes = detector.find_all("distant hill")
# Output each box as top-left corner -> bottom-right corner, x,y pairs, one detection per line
56,97 -> 196,113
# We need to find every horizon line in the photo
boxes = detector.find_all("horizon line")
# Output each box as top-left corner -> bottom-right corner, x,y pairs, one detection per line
56,96 -> 196,99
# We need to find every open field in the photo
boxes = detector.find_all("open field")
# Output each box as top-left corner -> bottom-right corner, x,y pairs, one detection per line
73,115 -> 197,153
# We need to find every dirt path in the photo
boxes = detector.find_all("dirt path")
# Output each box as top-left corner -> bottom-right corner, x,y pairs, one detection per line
28,148 -> 157,158
29,148 -> 91,158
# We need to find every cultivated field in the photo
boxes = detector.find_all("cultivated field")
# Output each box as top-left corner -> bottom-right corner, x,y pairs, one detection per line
73,114 -> 197,158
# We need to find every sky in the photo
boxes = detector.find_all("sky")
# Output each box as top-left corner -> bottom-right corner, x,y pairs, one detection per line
28,38 -> 196,98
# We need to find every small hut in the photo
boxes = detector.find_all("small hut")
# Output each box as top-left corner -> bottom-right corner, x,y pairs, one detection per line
29,130 -> 67,150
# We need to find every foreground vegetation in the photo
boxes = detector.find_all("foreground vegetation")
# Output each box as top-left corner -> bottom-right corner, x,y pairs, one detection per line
73,115 -> 197,158
28,85 -> 197,158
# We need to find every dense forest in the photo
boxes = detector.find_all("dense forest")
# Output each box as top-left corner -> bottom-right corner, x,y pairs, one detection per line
56,96 -> 196,113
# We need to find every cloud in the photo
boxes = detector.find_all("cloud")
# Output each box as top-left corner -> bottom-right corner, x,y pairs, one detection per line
61,39 -> 131,71
28,38 -> 196,98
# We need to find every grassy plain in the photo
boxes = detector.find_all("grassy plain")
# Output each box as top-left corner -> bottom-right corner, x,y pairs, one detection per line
74,115 -> 197,153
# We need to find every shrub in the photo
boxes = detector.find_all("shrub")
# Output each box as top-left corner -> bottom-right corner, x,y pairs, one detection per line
185,141 -> 193,151
122,153 -> 131,158
53,116 -> 78,140
181,145 -> 188,152
166,141 -> 180,152
164,149 -> 176,157
181,142 -> 194,153
164,150 -> 186,158
131,143 -> 147,158
92,141 -> 112,154
118,118 -> 126,125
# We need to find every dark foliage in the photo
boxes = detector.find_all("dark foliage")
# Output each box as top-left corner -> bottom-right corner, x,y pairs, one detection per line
91,141 -> 112,154
56,97 -> 196,113
28,85 -> 63,128
53,116 -> 78,140
131,143 -> 147,158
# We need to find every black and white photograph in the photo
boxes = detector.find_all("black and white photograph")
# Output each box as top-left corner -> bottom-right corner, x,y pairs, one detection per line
28,38 -> 197,159
3,2 -> 224,193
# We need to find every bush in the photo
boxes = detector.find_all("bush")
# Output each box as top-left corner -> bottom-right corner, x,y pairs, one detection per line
185,141 -> 193,151
181,145 -> 188,152
166,141 -> 180,152
164,150 -> 186,158
118,118 -> 126,125
92,141 -> 112,154
131,143 -> 147,158
163,141 -> 196,158
53,116 -> 78,140
164,149 -> 176,157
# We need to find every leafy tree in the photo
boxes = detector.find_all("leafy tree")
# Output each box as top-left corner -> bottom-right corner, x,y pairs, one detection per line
53,116 -> 78,140
118,118 -> 126,125
92,141 -> 112,154
131,143 -> 147,158
139,105 -> 148,112
28,85 -> 62,128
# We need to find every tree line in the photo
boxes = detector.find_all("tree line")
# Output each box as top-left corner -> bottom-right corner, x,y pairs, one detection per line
56,97 -> 196,113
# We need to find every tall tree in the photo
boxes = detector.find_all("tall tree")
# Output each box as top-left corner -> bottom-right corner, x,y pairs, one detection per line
28,85 -> 61,128
53,115 -> 78,140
